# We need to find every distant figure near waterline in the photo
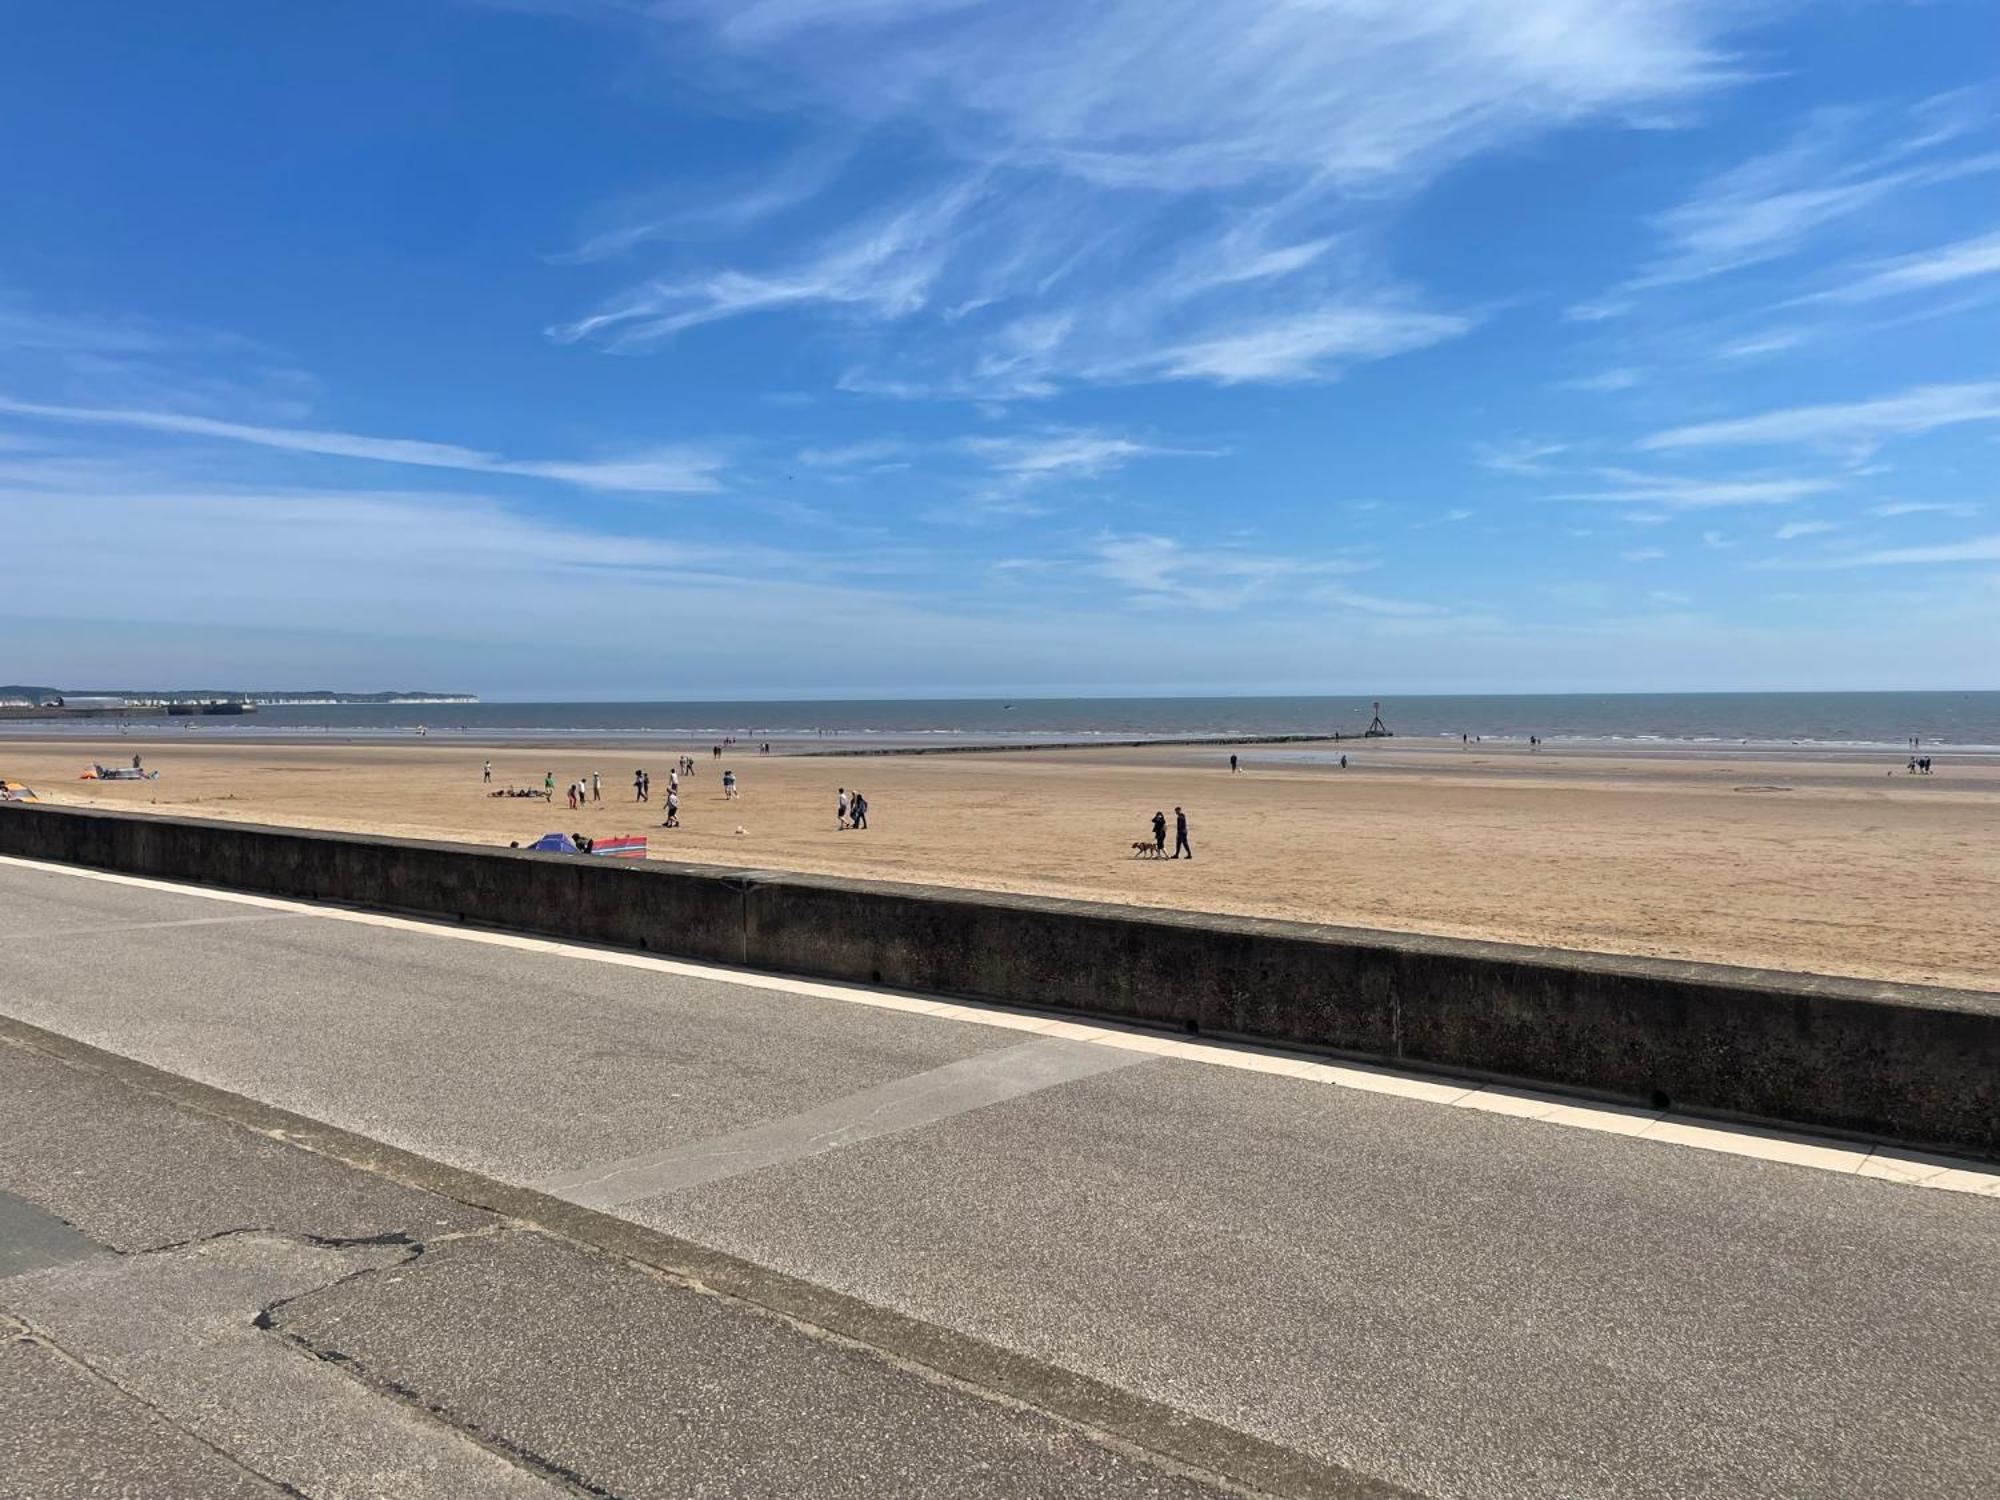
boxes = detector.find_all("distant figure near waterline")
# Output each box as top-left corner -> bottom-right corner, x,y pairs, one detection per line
1173,806 -> 1193,860
1230,754 -> 1239,773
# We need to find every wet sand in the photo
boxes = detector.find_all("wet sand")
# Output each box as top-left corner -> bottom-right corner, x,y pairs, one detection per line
5,735 -> 1996,990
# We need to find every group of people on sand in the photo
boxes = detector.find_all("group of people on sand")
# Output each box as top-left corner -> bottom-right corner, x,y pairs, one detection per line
836,787 -> 869,830
1906,756 -> 1937,775
477,755 -> 758,832
1145,807 -> 1193,859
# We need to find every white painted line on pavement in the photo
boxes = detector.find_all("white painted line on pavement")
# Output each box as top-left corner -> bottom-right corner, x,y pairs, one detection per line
535,1036 -> 1152,1208
4,854 -> 1997,1199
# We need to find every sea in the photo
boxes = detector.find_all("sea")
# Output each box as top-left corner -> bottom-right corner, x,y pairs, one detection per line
9,692 -> 2000,754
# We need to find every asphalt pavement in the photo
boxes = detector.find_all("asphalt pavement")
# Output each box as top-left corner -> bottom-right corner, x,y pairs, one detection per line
1,856 -> 1995,1498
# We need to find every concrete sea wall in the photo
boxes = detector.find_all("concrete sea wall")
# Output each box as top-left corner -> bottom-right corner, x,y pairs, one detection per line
5,802 -> 1995,1159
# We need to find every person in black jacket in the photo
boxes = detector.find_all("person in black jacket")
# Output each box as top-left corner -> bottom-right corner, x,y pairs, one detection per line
1172,806 -> 1192,860
1151,809 -> 1166,856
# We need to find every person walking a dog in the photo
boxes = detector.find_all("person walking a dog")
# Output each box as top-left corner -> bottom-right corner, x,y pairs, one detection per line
1151,809 -> 1166,856
1173,806 -> 1193,860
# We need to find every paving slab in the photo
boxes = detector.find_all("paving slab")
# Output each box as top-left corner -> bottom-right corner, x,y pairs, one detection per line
5,1233 -> 569,1499
0,1322 -> 287,1500
0,1190 -> 107,1279
273,1227 -> 1236,1500
0,1040 -> 492,1251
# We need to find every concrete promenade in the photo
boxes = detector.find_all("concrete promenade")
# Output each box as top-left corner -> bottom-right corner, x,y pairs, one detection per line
1,855 -> 1996,1498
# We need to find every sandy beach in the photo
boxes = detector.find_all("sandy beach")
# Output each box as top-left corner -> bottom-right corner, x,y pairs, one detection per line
5,735 -> 1995,991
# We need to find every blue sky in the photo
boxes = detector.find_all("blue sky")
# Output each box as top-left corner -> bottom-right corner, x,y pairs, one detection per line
3,1 -> 1997,699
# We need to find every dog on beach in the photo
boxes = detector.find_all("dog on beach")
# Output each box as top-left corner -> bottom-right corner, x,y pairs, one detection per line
1131,840 -> 1164,859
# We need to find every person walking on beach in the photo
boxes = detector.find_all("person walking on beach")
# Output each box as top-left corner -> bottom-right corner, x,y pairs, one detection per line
483,759 -> 492,784
1230,753 -> 1239,773
1172,806 -> 1192,860
591,771 -> 601,803
669,766 -> 679,796
665,789 -> 680,827
837,788 -> 850,829
722,769 -> 737,800
1151,810 -> 1167,857
544,771 -> 555,801
850,790 -> 868,830
1339,753 -> 1348,769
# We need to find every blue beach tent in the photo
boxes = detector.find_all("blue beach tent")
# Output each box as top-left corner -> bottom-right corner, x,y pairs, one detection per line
525,832 -> 578,853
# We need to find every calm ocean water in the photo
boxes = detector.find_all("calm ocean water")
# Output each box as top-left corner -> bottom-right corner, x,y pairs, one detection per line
12,692 -> 2000,750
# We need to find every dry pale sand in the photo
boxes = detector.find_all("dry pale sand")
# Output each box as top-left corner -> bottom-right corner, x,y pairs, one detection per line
6,735 -> 1997,991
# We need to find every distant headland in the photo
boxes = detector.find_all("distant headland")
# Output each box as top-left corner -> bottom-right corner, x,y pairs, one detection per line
0,687 -> 478,720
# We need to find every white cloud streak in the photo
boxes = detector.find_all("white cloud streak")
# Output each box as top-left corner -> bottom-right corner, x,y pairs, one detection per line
1639,382 -> 2000,452
1089,532 -> 1367,610
1618,102 -> 2000,291
0,395 -> 725,493
553,0 -> 1750,392
1802,226 -> 2000,304
1817,535 -> 2000,567
1550,467 -> 1836,509
1870,500 -> 1980,518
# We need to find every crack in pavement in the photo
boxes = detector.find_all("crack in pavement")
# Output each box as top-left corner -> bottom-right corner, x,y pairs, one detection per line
3,1227 -> 571,1499
2,1009 -> 1415,1500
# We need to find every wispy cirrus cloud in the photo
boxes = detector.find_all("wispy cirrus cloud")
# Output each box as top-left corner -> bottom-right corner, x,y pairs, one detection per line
551,0 -> 1751,394
935,426 -> 1215,523
1814,534 -> 2000,567
1473,437 -> 1569,475
1798,225 -> 2000,305
1549,467 -> 1836,509
548,182 -> 981,351
961,428 -> 1202,480
1638,381 -> 2000,453
1089,531 -> 1368,610
1870,500 -> 1980,518
796,438 -> 911,469
0,395 -> 726,493
1607,96 -> 2000,294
